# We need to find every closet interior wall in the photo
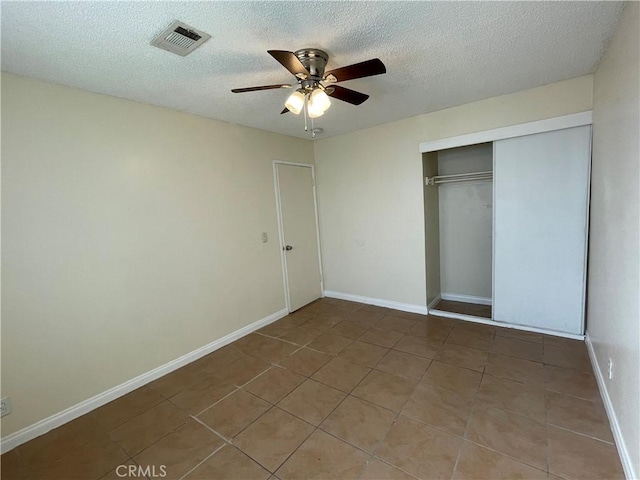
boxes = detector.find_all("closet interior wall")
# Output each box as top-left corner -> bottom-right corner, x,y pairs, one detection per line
423,143 -> 494,317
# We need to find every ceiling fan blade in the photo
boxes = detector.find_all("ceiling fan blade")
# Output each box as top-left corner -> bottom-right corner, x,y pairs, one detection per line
268,50 -> 310,79
326,85 -> 369,105
231,84 -> 291,93
281,107 -> 289,114
324,58 -> 386,83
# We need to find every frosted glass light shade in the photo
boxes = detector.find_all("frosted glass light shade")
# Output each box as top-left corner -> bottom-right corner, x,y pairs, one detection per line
285,91 -> 305,114
309,89 -> 331,112
308,108 -> 324,118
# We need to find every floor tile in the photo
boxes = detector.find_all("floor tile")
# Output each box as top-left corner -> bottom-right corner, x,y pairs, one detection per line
419,361 -> 482,399
320,396 -> 396,453
196,389 -> 270,439
282,309 -> 318,325
278,348 -> 332,377
376,316 -> 416,333
185,445 -> 270,480
544,365 -> 600,401
234,334 -> 299,363
244,366 -> 306,404
545,391 -> 614,442
351,370 -> 415,412
401,385 -> 473,436
215,354 -> 272,387
148,364 -> 204,398
375,350 -> 431,383
234,407 -> 314,473
407,322 -> 452,342
359,458 -> 416,480
485,353 -> 545,386
311,356 -> 371,392
452,321 -> 496,335
0,449 -> 28,480
494,327 -> 543,344
338,341 -> 389,367
16,414 -> 105,472
108,400 -> 188,456
190,345 -> 245,374
169,374 -> 236,414
543,336 -> 586,351
466,403 -> 547,470
345,310 -> 385,329
259,322 -> 295,338
278,326 -> 323,345
277,379 -> 346,426
97,459 -> 139,480
276,430 -> 369,480
476,374 -> 546,423
328,321 -> 367,339
359,327 -> 404,348
446,328 -> 494,350
30,436 -> 128,480
547,425 -> 624,480
307,332 -> 353,355
375,415 -> 462,479
543,346 -> 592,372
134,419 -> 224,480
491,336 -> 543,362
91,386 -> 164,431
453,441 -> 547,480
301,313 -> 344,331
393,334 -> 441,358
435,343 -> 488,372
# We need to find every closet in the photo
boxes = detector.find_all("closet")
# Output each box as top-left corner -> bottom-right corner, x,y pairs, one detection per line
421,119 -> 591,336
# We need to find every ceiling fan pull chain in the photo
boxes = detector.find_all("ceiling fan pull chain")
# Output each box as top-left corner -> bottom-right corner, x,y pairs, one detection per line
311,115 -> 316,138
303,97 -> 309,131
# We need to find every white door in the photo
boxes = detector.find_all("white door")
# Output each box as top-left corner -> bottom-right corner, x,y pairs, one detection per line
493,126 -> 591,334
275,162 -> 323,312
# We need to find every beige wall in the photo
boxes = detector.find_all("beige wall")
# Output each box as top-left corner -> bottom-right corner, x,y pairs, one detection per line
314,75 -> 593,307
0,73 -> 313,435
588,2 -> 640,477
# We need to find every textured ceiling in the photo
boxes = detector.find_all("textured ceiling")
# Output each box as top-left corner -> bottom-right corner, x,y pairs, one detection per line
1,1 -> 625,139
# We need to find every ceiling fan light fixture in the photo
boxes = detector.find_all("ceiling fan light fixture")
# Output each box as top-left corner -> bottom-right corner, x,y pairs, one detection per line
309,88 -> 331,112
285,90 -> 305,115
308,107 -> 325,118
307,89 -> 331,118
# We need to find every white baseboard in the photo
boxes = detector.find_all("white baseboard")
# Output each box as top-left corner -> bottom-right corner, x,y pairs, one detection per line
440,293 -> 492,306
585,332 -> 636,480
427,295 -> 442,311
0,308 -> 288,454
323,291 -> 428,315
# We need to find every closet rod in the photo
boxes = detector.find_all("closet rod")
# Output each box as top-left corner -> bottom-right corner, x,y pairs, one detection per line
425,170 -> 493,186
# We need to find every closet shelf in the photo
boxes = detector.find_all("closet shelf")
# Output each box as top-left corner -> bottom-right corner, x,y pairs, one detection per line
425,170 -> 493,186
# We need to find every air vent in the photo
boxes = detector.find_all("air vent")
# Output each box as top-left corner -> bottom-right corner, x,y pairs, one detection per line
151,21 -> 211,57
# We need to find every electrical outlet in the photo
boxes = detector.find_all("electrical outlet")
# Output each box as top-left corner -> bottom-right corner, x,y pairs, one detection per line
0,397 -> 12,417
608,358 -> 614,380
261,232 -> 268,243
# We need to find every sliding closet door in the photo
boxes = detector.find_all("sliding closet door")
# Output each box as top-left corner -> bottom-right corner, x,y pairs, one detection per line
493,126 -> 591,334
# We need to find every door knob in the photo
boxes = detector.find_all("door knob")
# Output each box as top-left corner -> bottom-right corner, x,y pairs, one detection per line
284,245 -> 293,251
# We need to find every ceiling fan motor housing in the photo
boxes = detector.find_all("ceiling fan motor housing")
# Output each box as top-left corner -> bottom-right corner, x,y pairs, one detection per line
295,49 -> 329,89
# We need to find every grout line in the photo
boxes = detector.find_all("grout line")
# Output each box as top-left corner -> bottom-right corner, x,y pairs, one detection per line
192,363 -> 278,418
192,386 -> 241,417
189,415 -> 232,444
546,423 -> 616,445
178,442 -> 226,480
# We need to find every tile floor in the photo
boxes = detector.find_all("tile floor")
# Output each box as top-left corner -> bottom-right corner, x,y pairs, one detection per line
1,298 -> 625,480
433,300 -> 492,319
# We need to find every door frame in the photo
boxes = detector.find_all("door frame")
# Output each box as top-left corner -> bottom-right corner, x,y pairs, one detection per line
273,160 -> 324,313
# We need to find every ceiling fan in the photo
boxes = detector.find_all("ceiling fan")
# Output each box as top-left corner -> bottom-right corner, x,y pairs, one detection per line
231,49 -> 386,134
